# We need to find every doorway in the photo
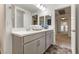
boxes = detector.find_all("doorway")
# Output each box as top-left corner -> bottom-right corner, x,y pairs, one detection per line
55,6 -> 71,53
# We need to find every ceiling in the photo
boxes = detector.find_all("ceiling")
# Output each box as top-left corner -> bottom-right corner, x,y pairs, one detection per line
16,4 -> 40,13
16,4 -> 70,13
44,4 -> 71,10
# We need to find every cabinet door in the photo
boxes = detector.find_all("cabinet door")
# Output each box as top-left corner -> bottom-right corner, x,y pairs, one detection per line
50,31 -> 53,44
46,31 -> 51,49
24,40 -> 38,54
38,37 -> 45,54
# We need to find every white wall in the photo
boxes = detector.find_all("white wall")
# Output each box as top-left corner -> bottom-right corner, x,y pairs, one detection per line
4,4 -> 12,53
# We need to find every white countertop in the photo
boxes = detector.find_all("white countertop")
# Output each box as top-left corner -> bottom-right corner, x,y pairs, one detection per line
12,28 -> 53,37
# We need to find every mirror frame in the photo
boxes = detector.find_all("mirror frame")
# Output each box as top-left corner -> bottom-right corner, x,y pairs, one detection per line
14,6 -> 25,28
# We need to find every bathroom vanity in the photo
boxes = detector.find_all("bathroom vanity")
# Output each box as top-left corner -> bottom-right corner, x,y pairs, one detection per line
12,29 -> 53,54
11,5 -> 53,54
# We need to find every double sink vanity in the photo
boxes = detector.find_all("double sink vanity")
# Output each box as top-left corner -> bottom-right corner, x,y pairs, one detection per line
11,5 -> 53,54
12,29 -> 53,54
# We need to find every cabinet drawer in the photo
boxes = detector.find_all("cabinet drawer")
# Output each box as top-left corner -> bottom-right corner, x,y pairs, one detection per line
24,39 -> 38,54
24,32 -> 45,44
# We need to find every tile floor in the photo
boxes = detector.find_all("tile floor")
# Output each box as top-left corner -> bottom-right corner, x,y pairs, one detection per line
45,45 -> 72,54
45,32 -> 71,54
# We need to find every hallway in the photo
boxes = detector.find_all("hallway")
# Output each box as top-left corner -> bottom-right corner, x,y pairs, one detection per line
45,32 -> 71,54
56,32 -> 71,49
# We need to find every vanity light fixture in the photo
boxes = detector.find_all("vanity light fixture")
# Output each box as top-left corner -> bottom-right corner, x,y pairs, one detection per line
34,4 -> 46,11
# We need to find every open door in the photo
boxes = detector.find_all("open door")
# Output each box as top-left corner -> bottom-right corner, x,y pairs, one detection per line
71,5 -> 76,54
55,6 -> 72,53
54,5 -> 76,54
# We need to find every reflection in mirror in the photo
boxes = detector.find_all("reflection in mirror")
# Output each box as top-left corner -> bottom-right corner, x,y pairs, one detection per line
45,15 -> 51,25
32,15 -> 38,25
39,16 -> 44,25
16,9 -> 24,28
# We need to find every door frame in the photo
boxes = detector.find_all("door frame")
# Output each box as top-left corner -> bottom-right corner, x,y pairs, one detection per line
54,5 -> 76,54
71,5 -> 76,54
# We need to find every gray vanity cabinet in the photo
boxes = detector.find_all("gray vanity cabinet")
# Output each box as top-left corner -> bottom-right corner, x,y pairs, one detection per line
12,30 -> 53,54
12,32 -> 46,54
24,34 -> 45,54
24,36 -> 45,54
37,36 -> 45,54
45,30 -> 53,49
24,39 -> 38,54
12,35 -> 24,54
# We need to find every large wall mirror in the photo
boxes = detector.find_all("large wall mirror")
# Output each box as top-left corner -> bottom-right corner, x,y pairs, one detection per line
15,9 -> 24,28
12,6 -> 25,28
39,16 -> 44,25
32,15 -> 38,25
45,15 -> 51,25
15,8 -> 25,28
